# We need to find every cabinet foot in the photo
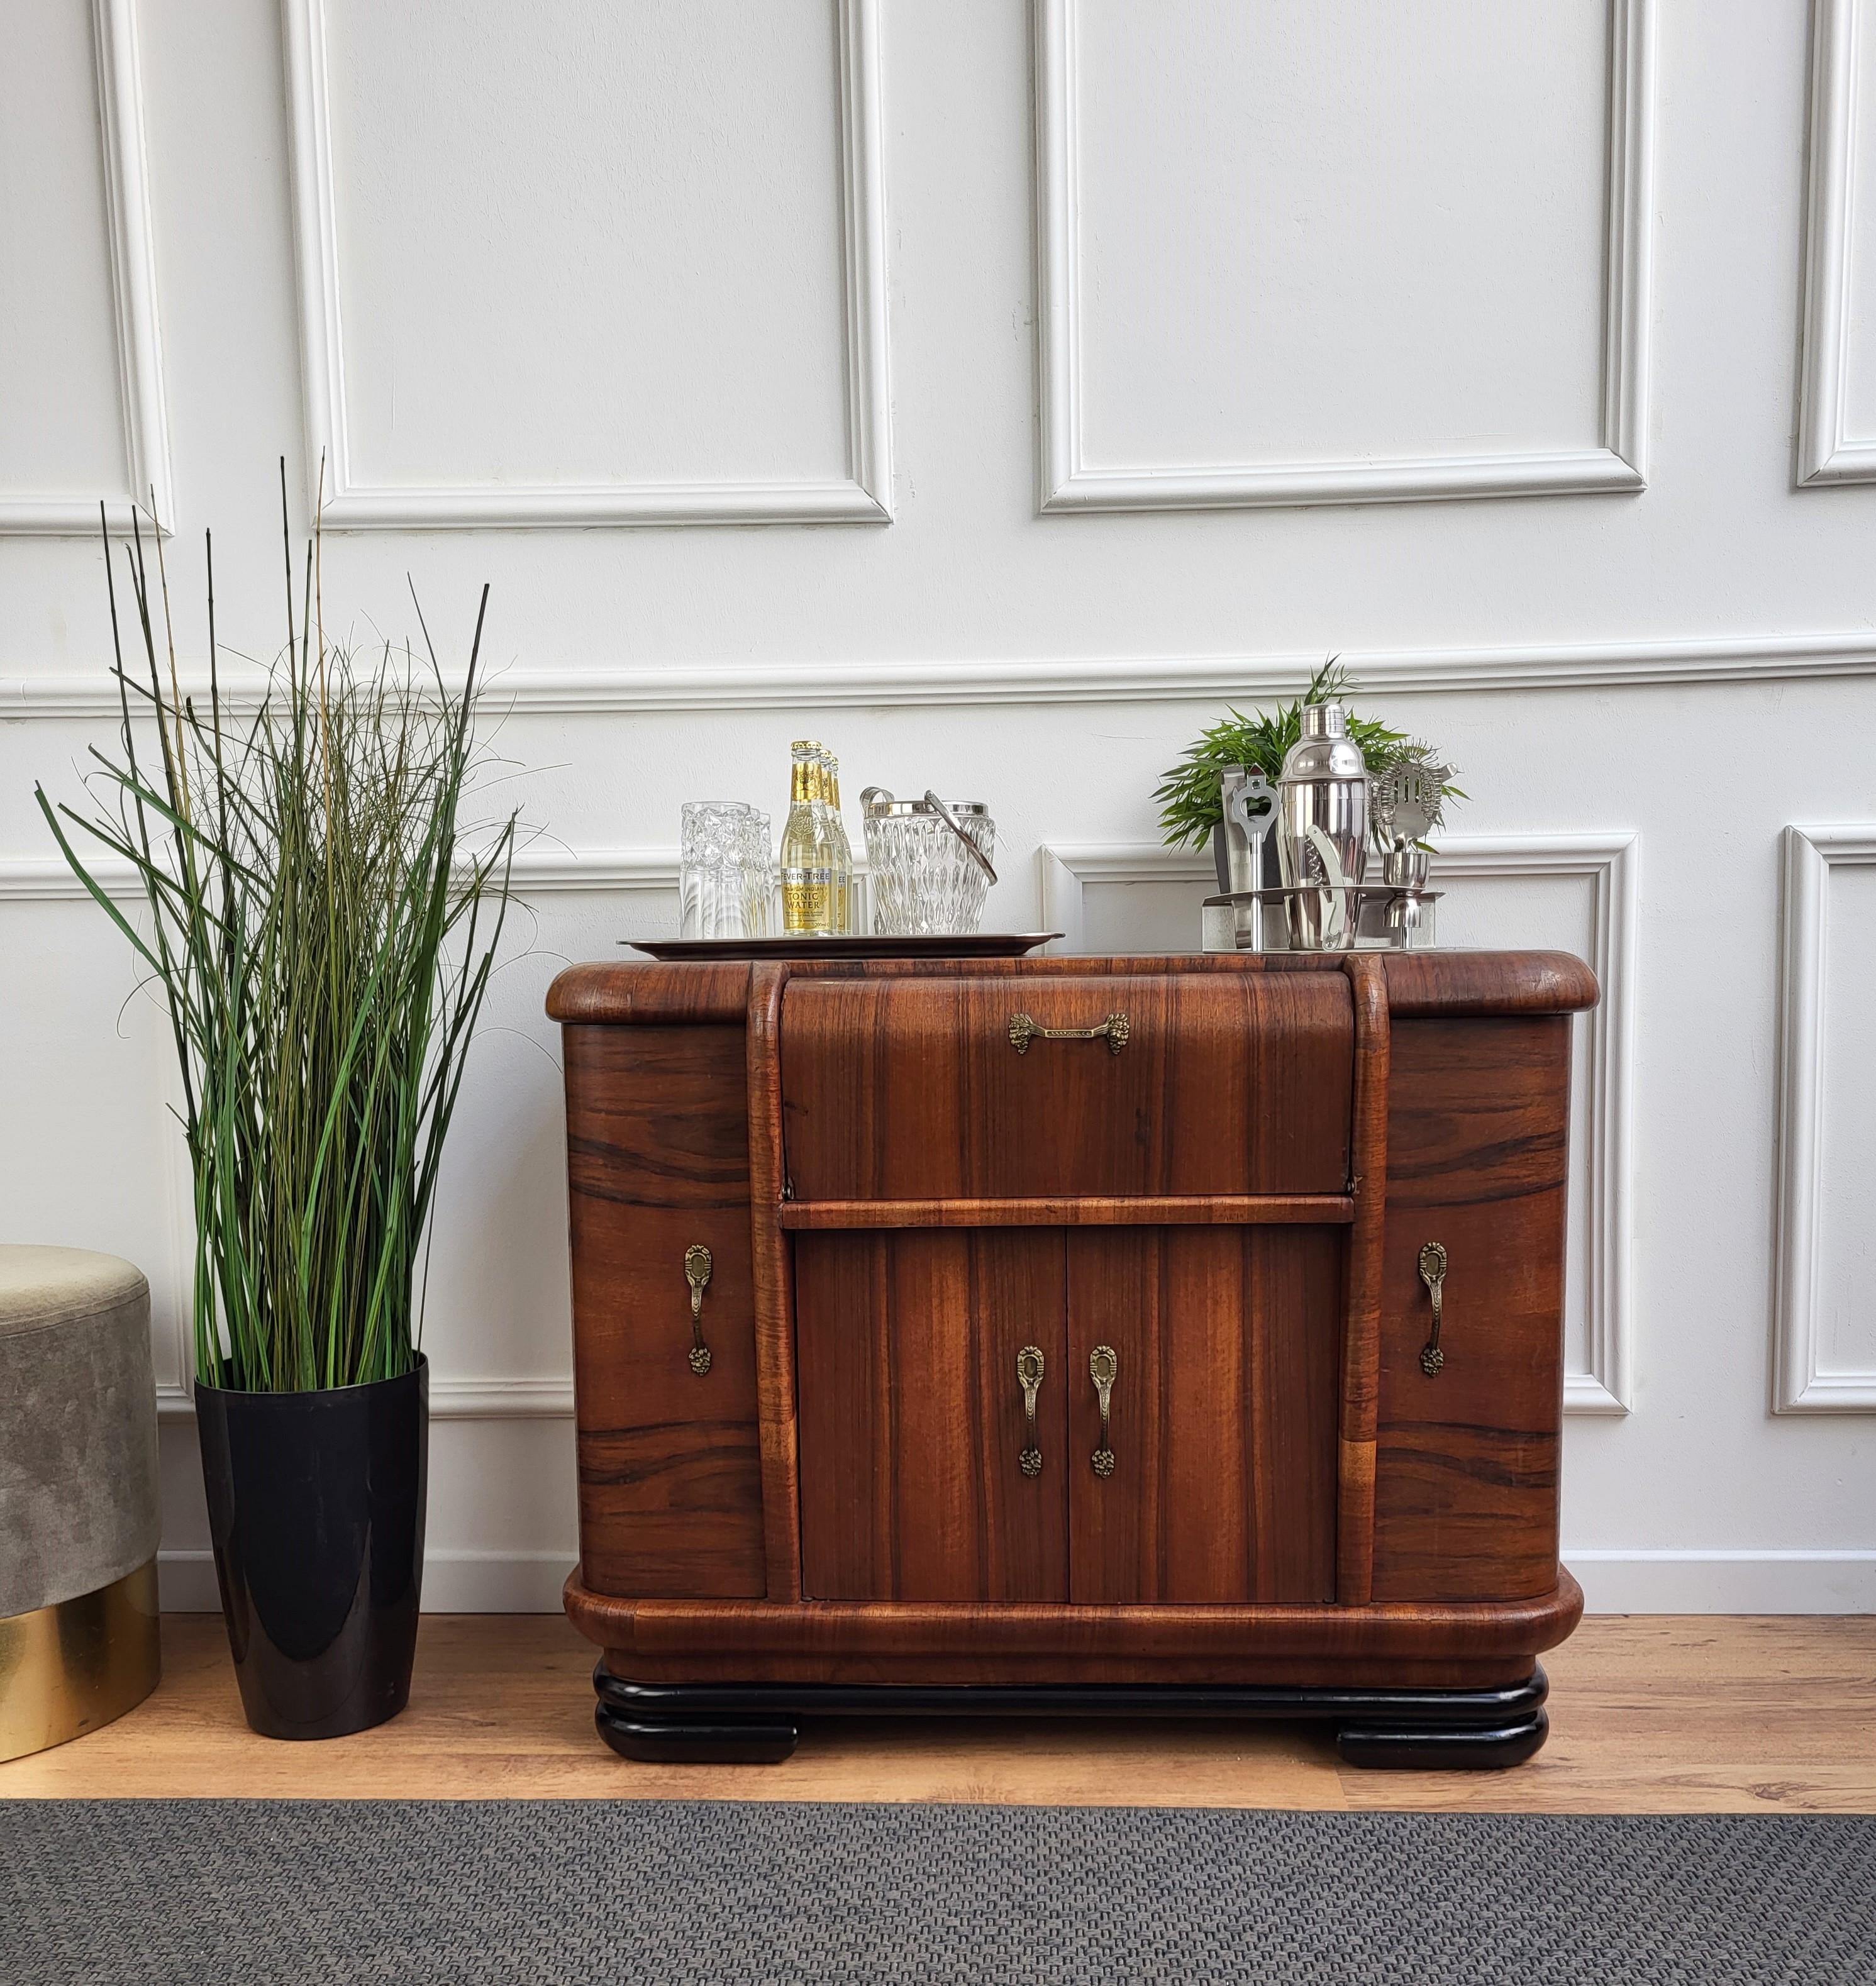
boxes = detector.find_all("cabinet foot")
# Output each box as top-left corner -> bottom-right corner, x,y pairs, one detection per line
1335,1709 -> 1548,1770
596,1700 -> 799,1765
592,1663 -> 1548,1770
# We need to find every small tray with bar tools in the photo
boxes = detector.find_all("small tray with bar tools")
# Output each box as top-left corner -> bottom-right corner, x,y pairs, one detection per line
1202,885 -> 1444,953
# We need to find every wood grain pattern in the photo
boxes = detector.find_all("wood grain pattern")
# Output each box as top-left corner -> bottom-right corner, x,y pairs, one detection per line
550,952 -> 1598,1026
1335,954 -> 1390,1606
564,1026 -> 765,1599
564,1024 -> 752,1209
778,1195 -> 1355,1229
1378,950 -> 1599,1018
13,1614 -> 1873,1814
568,1570 -> 1583,1672
779,971 -> 1352,1201
550,960 -> 752,1026
746,965 -> 803,1601
795,1232 -> 1070,1602
1065,1228 -> 1340,1606
557,951 -> 1599,1694
1372,1018 -> 1570,1603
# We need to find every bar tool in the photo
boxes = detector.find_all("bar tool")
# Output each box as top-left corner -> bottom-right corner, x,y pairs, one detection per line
1213,765 -> 1280,950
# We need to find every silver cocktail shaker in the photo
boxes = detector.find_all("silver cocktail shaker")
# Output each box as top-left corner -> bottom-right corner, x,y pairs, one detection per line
1277,702 -> 1369,950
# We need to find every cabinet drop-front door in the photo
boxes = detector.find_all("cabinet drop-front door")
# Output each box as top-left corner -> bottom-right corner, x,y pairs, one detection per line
1066,1228 -> 1341,1604
795,1230 -> 1068,1602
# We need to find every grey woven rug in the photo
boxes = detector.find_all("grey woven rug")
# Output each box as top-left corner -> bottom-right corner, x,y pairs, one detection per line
3,1800 -> 1872,1985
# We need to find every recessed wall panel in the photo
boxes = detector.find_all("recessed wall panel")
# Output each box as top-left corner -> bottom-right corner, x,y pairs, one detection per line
1815,860 -> 1876,1380
1071,0 -> 1607,471
0,0 -> 130,498
1039,0 -> 1650,507
322,0 -> 852,491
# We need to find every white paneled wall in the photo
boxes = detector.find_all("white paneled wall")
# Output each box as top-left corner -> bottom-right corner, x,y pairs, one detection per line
2,0 -> 1873,1612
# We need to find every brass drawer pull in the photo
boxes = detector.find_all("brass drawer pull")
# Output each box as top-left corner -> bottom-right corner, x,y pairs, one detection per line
1016,1345 -> 1046,1477
1418,1241 -> 1447,1377
684,1245 -> 714,1375
1089,1344 -> 1118,1477
1008,1011 -> 1130,1055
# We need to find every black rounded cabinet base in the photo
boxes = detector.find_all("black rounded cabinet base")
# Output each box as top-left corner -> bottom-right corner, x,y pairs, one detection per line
593,1663 -> 1550,1770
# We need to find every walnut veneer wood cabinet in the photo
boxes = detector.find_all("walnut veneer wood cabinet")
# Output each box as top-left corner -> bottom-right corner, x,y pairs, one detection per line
550,950 -> 1597,1767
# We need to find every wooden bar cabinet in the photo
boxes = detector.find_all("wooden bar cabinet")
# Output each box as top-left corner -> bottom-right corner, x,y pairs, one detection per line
549,950 -> 1597,1767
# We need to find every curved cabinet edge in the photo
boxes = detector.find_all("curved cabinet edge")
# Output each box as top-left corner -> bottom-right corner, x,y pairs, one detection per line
548,961 -> 753,1024
547,952 -> 1599,1026
1379,950 -> 1599,1016
563,1566 -> 1585,1667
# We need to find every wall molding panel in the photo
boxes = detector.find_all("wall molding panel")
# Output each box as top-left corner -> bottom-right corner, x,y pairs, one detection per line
1797,0 -> 1876,484
157,1544 -> 1876,1616
1036,831 -> 1636,1414
157,1545 -> 577,1613
155,1373 -> 577,1426
0,846 -> 678,905
1773,823 -> 1876,1410
14,623 -> 1876,724
1036,841 -> 1216,954
154,1539 -> 1876,1616
1,0 -> 172,535
1034,0 -> 1655,513
1429,832 -> 1637,1414
282,0 -> 892,528
1565,1548 -> 1876,1613
1,845 -> 677,1422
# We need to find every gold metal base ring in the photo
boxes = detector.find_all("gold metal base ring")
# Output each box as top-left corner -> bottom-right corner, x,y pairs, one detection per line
0,1558 -> 161,1762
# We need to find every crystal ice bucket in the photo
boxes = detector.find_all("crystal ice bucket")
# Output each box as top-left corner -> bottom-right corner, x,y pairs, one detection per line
860,791 -> 996,936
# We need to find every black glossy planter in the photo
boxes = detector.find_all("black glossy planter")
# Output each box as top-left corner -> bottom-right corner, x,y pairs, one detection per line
194,1356 -> 428,1740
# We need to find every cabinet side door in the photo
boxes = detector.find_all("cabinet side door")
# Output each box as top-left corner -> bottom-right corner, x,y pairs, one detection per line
1372,1016 -> 1569,1602
1067,1228 -> 1340,1604
796,1230 -> 1069,1601
566,1023 -> 767,1599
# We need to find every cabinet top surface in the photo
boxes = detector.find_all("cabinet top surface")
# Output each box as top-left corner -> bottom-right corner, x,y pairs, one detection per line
548,949 -> 1597,1025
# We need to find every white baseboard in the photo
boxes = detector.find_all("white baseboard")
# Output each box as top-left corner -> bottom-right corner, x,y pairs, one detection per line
160,1548 -> 1876,1616
1567,1549 -> 1876,1613
157,1548 -> 575,1614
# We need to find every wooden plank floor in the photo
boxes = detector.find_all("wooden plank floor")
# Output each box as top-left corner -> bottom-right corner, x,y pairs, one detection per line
3,1613 -> 1873,1811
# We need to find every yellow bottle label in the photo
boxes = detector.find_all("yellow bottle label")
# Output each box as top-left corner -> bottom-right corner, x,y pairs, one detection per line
781,876 -> 833,933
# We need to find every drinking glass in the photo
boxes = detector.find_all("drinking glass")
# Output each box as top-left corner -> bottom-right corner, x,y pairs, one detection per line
741,809 -> 775,937
680,802 -> 753,940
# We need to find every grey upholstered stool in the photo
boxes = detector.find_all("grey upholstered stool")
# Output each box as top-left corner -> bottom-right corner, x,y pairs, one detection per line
1,1246 -> 162,1760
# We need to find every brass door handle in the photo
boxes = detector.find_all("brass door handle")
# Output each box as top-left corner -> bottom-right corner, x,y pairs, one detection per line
1418,1241 -> 1447,1377
684,1245 -> 713,1375
1016,1345 -> 1045,1477
1008,1011 -> 1130,1055
1089,1344 -> 1117,1477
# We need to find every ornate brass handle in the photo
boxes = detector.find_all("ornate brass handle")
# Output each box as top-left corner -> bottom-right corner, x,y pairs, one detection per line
1089,1344 -> 1117,1477
684,1245 -> 713,1375
1016,1345 -> 1045,1477
1418,1241 -> 1447,1377
1008,1011 -> 1130,1055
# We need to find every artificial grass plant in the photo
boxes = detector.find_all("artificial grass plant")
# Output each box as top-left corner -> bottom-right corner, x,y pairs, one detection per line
35,472 -> 517,1392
